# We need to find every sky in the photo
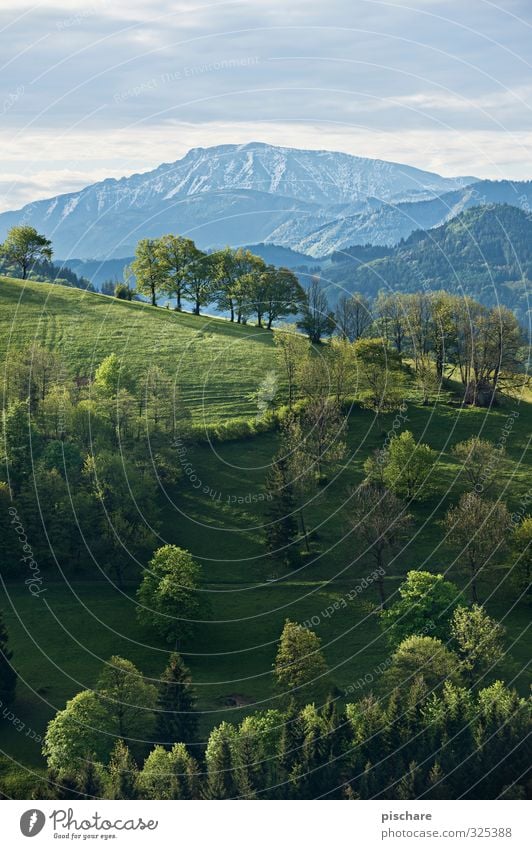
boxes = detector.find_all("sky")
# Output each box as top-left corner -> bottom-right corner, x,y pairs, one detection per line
1,0 -> 532,210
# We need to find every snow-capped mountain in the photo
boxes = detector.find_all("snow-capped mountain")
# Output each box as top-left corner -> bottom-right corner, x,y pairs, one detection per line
0,142 -> 475,259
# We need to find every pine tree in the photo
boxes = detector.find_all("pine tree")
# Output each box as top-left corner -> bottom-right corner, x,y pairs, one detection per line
156,653 -> 198,747
205,722 -> 238,799
105,740 -> 138,799
278,701 -> 305,790
76,760 -> 105,799
0,609 -> 16,704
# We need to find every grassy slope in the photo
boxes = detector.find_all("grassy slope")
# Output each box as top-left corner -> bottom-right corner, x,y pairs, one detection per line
0,276 -> 278,422
0,275 -> 530,772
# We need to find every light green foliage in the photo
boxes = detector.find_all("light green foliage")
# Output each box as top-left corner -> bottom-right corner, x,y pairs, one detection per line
130,238 -> 167,306
205,721 -> 239,799
0,225 -> 52,279
445,492 -> 510,603
94,352 -> 136,398
273,619 -> 329,701
138,742 -> 199,799
104,739 -> 138,800
353,337 -> 404,411
136,545 -> 204,645
510,516 -> 532,601
452,436 -> 506,492
380,570 -> 463,646
96,656 -> 158,740
385,635 -> 462,691
42,690 -> 115,772
382,430 -> 437,500
273,325 -> 310,408
450,604 -> 506,680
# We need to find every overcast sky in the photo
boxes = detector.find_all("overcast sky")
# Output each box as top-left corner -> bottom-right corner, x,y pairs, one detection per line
1,0 -> 531,210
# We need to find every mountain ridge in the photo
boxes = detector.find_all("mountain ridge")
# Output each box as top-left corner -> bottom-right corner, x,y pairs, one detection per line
0,142 -> 475,259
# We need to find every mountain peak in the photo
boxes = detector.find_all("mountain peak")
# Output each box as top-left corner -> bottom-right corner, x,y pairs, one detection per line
0,142 -> 477,259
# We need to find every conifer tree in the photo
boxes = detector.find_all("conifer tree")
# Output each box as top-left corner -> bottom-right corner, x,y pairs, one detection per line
105,739 -> 138,800
156,653 -> 198,747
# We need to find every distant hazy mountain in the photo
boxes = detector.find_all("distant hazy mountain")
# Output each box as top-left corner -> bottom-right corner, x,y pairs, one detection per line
0,142 -> 474,259
295,180 -> 532,255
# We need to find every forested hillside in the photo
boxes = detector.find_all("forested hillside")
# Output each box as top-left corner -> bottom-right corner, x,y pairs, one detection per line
326,205 -> 532,322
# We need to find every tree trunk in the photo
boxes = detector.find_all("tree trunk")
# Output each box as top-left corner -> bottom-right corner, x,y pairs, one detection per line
470,560 -> 479,604
299,509 -> 310,552
376,552 -> 387,609
151,284 -> 156,307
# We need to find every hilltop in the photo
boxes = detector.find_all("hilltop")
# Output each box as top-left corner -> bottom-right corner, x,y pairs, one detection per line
0,276 -> 278,423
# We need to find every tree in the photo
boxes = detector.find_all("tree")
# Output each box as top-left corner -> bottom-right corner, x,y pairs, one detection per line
138,743 -> 199,799
0,225 -> 52,279
1,399 -> 40,492
5,344 -> 61,408
137,545 -> 204,647
213,247 -> 262,322
335,292 -> 372,341
375,292 -> 408,353
42,690 -> 115,773
105,739 -> 138,799
302,396 -> 346,481
384,635 -> 462,692
413,353 -> 440,405
297,277 -> 335,343
263,266 -> 305,329
273,326 -> 310,409
205,722 -> 239,799
448,299 -> 526,406
429,290 -> 456,380
382,430 -> 437,501
273,620 -> 329,703
347,484 -> 412,608
183,248 -> 214,315
450,604 -> 506,683
0,482 -> 20,574
509,516 -> 532,603
451,436 -> 506,493
156,653 -> 198,747
156,234 -> 197,311
327,337 -> 356,406
141,364 -> 188,436
444,492 -> 510,603
114,282 -> 134,300
83,450 -> 158,586
130,238 -> 166,306
380,571 -> 463,647
278,415 -> 315,551
264,454 -> 299,568
353,337 -> 404,411
93,353 -> 136,398
0,609 -> 16,704
96,656 -> 158,742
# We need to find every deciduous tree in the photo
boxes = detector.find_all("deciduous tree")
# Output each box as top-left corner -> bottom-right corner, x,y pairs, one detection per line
444,492 -> 510,603
0,225 -> 52,279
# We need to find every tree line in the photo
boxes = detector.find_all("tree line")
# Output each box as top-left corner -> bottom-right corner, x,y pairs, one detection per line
2,566 -> 527,800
